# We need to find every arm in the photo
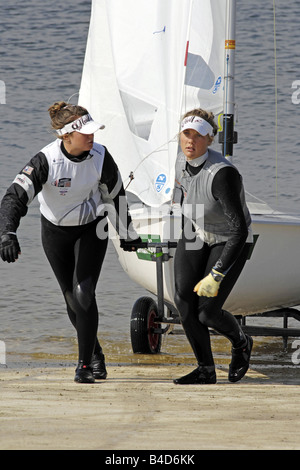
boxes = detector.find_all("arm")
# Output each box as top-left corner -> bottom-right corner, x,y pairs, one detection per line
0,152 -> 49,261
211,166 -> 249,273
194,166 -> 249,297
99,148 -> 139,247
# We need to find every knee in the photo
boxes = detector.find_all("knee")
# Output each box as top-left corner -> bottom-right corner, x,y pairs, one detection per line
198,305 -> 219,328
174,289 -> 182,313
73,277 -> 96,312
198,308 -> 210,327
174,288 -> 193,325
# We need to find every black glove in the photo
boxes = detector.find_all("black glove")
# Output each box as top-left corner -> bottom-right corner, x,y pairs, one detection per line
120,237 -> 142,252
0,233 -> 21,263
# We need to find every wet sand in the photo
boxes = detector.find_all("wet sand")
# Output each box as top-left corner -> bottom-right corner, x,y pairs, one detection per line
0,363 -> 299,451
1,334 -> 300,451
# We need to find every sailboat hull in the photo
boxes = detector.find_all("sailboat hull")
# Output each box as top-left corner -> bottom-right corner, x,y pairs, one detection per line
111,205 -> 300,316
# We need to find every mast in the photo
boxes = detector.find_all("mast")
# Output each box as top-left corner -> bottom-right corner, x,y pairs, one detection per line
219,0 -> 237,160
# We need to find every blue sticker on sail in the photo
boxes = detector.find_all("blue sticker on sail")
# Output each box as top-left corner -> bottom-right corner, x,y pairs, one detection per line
212,76 -> 222,94
155,173 -> 166,193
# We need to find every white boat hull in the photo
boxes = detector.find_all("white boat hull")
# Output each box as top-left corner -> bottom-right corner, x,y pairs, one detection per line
111,202 -> 300,316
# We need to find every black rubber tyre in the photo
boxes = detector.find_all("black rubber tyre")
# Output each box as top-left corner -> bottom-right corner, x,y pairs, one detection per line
130,296 -> 162,354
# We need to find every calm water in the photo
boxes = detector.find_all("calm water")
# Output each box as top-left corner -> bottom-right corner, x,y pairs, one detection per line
1,0 -> 300,365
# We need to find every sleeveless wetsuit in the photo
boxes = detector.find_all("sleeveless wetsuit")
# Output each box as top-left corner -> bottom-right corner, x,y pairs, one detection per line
173,149 -> 253,368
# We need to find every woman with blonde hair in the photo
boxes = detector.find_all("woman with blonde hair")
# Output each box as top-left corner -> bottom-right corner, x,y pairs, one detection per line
173,108 -> 253,384
0,101 -> 140,383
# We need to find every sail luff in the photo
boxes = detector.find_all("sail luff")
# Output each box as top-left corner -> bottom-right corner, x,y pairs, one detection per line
179,0 -> 194,120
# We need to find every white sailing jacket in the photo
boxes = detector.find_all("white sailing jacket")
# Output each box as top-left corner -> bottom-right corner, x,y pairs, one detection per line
38,139 -> 106,225
0,140 -> 132,237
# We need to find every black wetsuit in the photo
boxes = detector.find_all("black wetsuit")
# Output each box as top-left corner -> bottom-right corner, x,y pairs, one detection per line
0,142 -> 132,365
174,160 -> 252,368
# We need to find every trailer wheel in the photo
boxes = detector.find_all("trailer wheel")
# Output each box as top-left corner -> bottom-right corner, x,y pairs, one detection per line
130,296 -> 162,354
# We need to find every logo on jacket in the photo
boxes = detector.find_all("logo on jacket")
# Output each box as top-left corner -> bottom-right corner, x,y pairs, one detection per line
51,178 -> 72,188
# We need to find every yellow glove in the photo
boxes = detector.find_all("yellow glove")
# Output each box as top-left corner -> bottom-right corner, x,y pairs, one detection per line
193,269 -> 225,297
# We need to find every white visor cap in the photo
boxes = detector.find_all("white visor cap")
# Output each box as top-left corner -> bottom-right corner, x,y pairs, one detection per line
180,116 -> 214,137
56,114 -> 105,136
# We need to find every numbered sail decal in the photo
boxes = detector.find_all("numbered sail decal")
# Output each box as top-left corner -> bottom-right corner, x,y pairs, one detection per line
155,173 -> 166,193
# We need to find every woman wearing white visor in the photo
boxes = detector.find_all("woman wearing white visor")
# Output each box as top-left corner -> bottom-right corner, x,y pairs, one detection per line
0,101 -> 140,383
173,108 -> 253,384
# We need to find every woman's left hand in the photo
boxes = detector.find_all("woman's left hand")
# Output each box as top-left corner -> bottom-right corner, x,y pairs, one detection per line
194,269 -> 224,297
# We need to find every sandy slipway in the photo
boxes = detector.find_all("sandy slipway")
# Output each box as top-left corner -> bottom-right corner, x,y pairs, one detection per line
0,361 -> 299,451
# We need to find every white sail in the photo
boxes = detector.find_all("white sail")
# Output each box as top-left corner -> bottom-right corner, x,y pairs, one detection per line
79,0 -> 226,207
79,0 -> 300,330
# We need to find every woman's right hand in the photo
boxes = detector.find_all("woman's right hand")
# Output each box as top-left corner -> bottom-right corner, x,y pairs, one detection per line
0,233 -> 21,263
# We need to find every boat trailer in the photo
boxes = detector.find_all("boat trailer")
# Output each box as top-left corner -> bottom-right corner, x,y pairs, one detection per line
130,241 -> 300,353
